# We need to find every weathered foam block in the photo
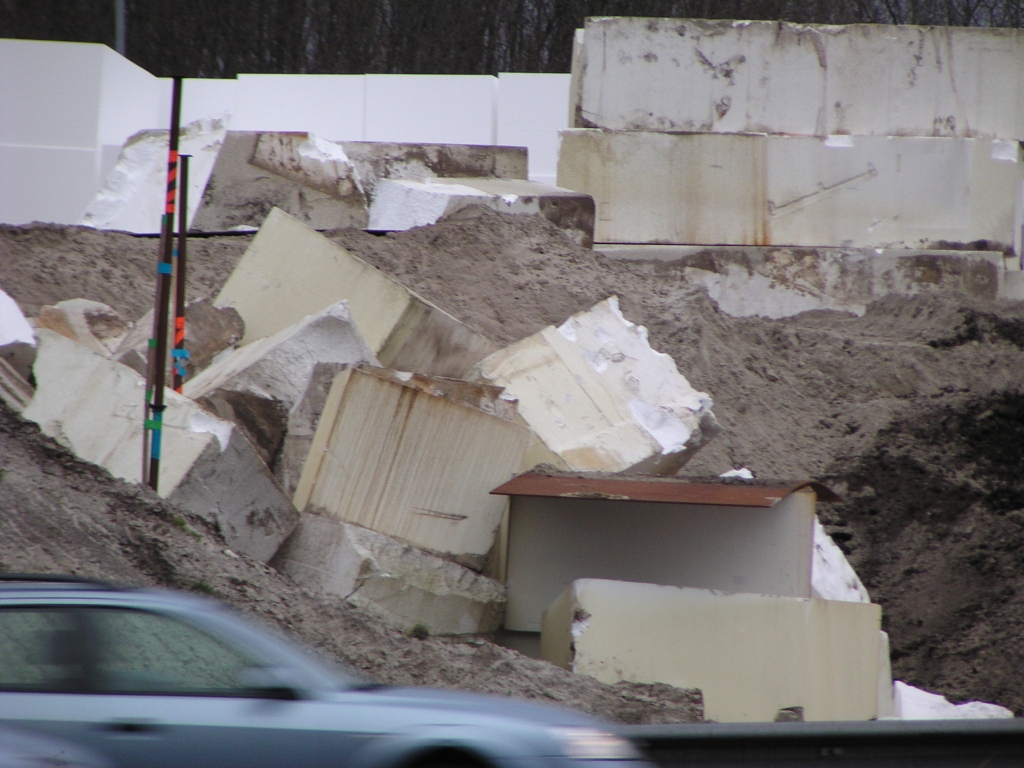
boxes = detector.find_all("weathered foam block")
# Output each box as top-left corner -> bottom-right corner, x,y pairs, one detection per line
597,245 -> 1010,318
504,488 -> 815,632
574,18 -> 1024,140
23,330 -> 297,562
558,130 -> 1024,251
541,579 -> 883,723
475,297 -> 719,475
80,118 -> 226,234
368,178 -> 595,247
273,514 -> 506,635
892,681 -> 1013,720
277,362 -> 347,497
190,132 -> 528,232
115,299 -> 245,380
812,517 -> 869,603
34,299 -> 128,357
214,208 -> 495,378
183,301 -> 377,475
294,365 -> 529,572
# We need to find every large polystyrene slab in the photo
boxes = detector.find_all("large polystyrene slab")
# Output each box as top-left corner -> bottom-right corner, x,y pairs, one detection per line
232,74 -> 365,140
559,130 -> 1024,250
497,73 -> 571,184
542,579 -> 883,722
574,18 -> 1024,140
364,75 -> 497,145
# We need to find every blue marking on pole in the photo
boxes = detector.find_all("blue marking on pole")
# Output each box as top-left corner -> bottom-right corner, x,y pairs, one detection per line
150,412 -> 162,459
174,363 -> 188,377
158,262 -> 173,274
171,349 -> 190,359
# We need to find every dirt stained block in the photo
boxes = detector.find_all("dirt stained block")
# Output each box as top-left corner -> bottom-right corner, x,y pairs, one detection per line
23,329 -> 297,562
34,299 -> 128,357
214,208 -> 495,378
273,514 -> 506,635
115,298 -> 245,379
368,178 -> 595,247
294,365 -> 529,572
182,300 -> 377,480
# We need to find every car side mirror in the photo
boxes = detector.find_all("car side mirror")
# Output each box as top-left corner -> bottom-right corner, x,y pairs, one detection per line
238,667 -> 302,701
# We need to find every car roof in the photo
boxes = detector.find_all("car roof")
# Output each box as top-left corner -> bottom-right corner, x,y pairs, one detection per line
0,574 -> 213,610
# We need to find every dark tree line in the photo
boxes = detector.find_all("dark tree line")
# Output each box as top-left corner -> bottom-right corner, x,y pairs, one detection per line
2,0 -> 1023,77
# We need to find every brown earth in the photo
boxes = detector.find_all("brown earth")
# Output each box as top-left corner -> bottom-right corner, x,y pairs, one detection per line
4,209 -> 1024,713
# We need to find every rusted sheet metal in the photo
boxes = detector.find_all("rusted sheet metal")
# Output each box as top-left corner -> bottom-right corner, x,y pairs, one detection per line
491,472 -> 841,506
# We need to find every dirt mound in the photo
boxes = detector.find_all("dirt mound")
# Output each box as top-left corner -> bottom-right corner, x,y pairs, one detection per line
5,209 -> 1024,713
0,402 -> 701,724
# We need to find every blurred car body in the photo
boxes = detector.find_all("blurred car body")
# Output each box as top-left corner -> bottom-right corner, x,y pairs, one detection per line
0,576 -> 645,768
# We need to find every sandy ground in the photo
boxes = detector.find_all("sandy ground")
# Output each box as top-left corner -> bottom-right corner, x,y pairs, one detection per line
4,209 -> 1024,712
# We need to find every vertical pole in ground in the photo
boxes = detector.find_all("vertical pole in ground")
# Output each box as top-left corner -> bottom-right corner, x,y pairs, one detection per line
143,76 -> 182,492
172,155 -> 190,393
114,0 -> 127,57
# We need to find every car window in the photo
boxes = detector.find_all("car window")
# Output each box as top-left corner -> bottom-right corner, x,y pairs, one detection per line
0,608 -> 86,692
90,608 -> 259,696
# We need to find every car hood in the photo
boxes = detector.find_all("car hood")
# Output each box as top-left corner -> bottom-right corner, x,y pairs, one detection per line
351,685 -> 608,728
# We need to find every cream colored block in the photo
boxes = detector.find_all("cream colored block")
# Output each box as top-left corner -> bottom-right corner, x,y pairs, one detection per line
541,579 -> 882,723
558,130 -> 1023,250
214,208 -> 494,377
23,330 -> 297,562
475,297 -> 718,474
575,18 -> 1024,140
504,489 -> 814,632
877,631 -> 894,719
273,514 -> 506,635
33,299 -> 128,357
295,365 -> 529,571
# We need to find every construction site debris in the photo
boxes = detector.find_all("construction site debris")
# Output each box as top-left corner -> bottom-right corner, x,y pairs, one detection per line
24,329 -> 297,561
369,178 -> 595,247
215,208 -> 494,377
114,298 -> 245,379
892,681 -> 1014,720
295,365 -> 530,572
542,578 -> 884,723
274,514 -> 506,635
0,287 -> 36,380
812,517 -> 870,603
475,297 -> 719,474
188,132 -> 529,233
34,299 -> 128,357
183,300 -> 377,471
598,246 -> 1014,318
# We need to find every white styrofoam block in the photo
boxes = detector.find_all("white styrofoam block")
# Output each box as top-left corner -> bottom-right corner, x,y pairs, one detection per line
811,517 -> 869,603
364,75 -> 497,146
575,18 -> 1024,140
892,681 -> 1014,719
24,330 -> 297,562
97,46 -> 162,149
368,179 -> 490,230
476,296 -> 719,474
232,75 -> 365,140
497,73 -> 571,182
275,514 -> 506,635
0,39 -> 103,148
0,145 -> 100,225
155,77 -> 240,129
80,118 -> 226,233
0,289 -> 34,347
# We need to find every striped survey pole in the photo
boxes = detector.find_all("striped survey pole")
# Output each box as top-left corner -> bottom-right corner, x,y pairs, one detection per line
143,76 -> 183,492
172,154 -> 190,393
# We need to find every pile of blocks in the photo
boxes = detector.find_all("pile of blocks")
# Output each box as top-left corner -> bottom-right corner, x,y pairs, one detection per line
560,18 -> 1024,312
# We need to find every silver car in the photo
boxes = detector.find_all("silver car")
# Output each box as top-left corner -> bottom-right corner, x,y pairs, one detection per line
0,576 -> 647,768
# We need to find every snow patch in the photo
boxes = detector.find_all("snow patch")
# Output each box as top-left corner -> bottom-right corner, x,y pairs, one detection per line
893,681 -> 1014,719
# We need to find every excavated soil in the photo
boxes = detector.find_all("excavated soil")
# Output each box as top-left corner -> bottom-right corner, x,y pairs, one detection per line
5,209 -> 1024,713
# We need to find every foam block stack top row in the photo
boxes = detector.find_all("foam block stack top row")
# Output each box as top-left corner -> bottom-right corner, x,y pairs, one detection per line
557,18 -> 1024,254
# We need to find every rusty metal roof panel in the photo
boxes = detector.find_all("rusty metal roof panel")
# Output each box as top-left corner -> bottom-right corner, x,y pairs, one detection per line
490,472 -> 841,507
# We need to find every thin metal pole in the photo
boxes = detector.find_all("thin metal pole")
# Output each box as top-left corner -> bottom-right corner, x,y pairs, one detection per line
114,0 -> 126,57
144,76 -> 182,493
172,155 -> 190,393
